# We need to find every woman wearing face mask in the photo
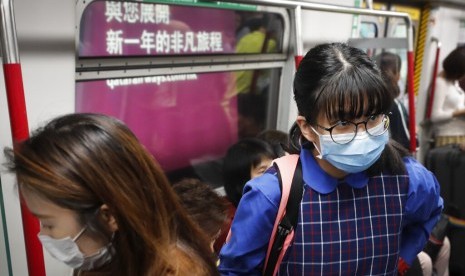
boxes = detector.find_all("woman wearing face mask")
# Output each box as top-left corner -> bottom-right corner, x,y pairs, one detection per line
5,113 -> 218,276
219,43 -> 443,275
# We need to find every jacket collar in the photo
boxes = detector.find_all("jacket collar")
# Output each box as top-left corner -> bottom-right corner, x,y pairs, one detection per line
300,148 -> 368,194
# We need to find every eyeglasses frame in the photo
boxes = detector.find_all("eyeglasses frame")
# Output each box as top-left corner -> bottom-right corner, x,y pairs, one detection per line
315,113 -> 390,144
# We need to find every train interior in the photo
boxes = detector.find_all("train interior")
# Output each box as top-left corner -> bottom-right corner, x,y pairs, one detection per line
0,0 -> 464,275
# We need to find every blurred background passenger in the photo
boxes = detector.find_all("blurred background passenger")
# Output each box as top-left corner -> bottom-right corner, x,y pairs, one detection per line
172,178 -> 229,253
430,45 -> 465,148
217,138 -> 276,255
4,113 -> 218,276
375,51 -> 411,150
376,51 -> 451,276
223,137 -> 276,208
257,129 -> 290,157
235,16 -> 277,94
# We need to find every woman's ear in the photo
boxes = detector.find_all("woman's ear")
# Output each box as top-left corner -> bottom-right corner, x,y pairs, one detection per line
99,204 -> 118,232
296,116 -> 317,143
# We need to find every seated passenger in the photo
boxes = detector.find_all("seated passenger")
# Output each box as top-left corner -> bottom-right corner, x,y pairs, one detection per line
414,237 -> 450,276
257,129 -> 290,157
414,213 -> 451,276
223,137 -> 276,208
4,113 -> 218,276
172,178 -> 229,253
214,138 -> 276,253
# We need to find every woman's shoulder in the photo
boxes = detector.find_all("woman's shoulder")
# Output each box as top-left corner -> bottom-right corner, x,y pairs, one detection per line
403,156 -> 425,171
243,166 -> 281,204
165,244 -> 216,276
435,75 -> 451,89
402,156 -> 437,183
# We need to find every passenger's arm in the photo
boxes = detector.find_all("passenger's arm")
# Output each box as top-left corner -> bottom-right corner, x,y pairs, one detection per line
430,77 -> 454,122
399,157 -> 443,265
218,173 -> 280,276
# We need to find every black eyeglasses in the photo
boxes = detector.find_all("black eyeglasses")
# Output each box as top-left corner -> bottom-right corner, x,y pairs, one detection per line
316,114 -> 390,144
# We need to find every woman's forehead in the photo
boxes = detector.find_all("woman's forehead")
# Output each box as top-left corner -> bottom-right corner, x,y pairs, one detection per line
316,90 -> 385,120
316,108 -> 373,124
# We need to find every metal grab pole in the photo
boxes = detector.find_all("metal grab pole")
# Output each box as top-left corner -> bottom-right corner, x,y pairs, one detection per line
228,0 -> 414,151
0,0 -> 46,275
294,5 -> 303,69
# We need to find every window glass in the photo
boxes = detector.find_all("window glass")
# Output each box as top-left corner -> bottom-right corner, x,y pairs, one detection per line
359,21 -> 377,38
76,68 -> 280,184
79,0 -> 284,57
458,20 -> 465,46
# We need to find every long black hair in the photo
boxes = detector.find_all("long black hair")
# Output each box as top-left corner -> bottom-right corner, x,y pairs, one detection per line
443,45 -> 465,81
291,43 -> 409,175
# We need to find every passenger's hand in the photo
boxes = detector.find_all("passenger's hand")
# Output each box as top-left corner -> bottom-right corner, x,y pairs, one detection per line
452,108 -> 465,117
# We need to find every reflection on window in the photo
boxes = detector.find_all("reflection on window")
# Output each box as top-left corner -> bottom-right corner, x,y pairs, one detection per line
359,21 -> 378,38
392,23 -> 407,38
75,68 -> 280,184
235,13 -> 281,54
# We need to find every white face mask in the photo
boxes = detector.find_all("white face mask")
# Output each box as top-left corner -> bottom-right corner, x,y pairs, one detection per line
38,226 -> 114,271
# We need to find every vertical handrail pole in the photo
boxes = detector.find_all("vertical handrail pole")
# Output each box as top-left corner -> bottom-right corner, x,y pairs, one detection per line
0,0 -> 46,275
294,5 -> 303,69
425,38 -> 441,120
405,16 -> 417,153
365,0 -> 373,9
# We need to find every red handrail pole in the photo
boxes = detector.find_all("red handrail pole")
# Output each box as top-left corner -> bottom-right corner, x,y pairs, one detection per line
407,50 -> 417,152
0,0 -> 46,275
426,39 -> 441,120
405,16 -> 417,153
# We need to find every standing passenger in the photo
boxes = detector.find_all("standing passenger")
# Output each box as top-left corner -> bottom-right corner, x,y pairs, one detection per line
375,51 -> 411,150
219,43 -> 442,275
430,45 -> 465,148
4,113 -> 218,276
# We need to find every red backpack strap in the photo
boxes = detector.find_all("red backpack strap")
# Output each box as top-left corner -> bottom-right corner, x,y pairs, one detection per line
263,154 -> 300,274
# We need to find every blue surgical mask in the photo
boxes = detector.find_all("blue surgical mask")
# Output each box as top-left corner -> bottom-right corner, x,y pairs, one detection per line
311,123 -> 389,173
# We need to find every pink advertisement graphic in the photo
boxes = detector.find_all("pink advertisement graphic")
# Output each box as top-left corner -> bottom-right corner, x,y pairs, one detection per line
76,72 -> 238,172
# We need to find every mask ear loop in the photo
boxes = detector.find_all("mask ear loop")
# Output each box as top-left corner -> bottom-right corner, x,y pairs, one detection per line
72,226 -> 88,242
309,126 -> 323,159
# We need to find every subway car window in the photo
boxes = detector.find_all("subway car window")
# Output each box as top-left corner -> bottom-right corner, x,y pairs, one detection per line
78,0 -> 285,57
76,0 -> 288,184
75,68 -> 281,185
386,21 -> 408,95
359,21 -> 378,38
